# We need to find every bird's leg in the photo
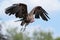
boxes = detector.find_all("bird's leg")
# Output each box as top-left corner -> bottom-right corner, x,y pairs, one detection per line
20,27 -> 23,31
23,23 -> 29,31
20,21 -> 25,31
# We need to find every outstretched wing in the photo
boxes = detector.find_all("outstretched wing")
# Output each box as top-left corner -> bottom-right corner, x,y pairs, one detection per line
5,3 -> 28,18
30,6 -> 50,21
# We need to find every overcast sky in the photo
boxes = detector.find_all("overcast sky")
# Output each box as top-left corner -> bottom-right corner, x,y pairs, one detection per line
0,0 -> 60,37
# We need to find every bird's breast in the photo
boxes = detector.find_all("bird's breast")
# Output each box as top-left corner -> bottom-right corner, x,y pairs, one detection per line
26,15 -> 34,23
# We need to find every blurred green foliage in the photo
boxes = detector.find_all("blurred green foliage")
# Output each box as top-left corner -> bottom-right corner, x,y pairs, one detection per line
0,26 -> 60,40
55,37 -> 60,40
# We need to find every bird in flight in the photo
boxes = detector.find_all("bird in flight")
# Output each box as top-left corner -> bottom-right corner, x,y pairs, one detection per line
5,3 -> 50,31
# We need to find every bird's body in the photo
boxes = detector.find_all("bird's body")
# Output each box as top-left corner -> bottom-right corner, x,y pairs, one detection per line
20,13 -> 34,27
5,3 -> 50,31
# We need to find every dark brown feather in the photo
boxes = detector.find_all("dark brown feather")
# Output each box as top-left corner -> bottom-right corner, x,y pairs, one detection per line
5,3 -> 50,28
5,3 -> 28,18
30,6 -> 50,21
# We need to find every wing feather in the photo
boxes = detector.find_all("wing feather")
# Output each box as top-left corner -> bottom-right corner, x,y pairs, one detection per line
30,6 -> 50,21
5,3 -> 28,18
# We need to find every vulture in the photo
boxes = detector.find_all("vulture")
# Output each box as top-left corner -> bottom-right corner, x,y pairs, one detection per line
5,3 -> 50,31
